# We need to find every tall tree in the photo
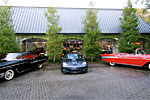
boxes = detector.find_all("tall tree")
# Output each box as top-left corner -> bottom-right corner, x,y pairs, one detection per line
136,0 -> 150,8
119,0 -> 140,53
136,8 -> 150,23
83,8 -> 101,61
136,0 -> 150,24
45,7 -> 62,63
0,5 -> 20,55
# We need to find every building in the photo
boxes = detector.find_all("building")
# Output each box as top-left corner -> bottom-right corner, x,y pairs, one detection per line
12,6 -> 150,53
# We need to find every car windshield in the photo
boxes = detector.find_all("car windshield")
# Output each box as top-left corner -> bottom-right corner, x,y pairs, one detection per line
4,53 -> 21,60
65,54 -> 82,60
137,49 -> 146,54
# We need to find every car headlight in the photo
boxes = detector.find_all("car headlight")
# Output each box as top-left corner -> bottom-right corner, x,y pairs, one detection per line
82,62 -> 87,66
44,53 -> 47,56
63,62 -> 68,66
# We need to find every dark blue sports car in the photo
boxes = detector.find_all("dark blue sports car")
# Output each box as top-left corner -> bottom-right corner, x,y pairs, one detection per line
61,53 -> 88,74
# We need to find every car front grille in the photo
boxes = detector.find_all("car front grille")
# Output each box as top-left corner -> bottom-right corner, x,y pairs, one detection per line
64,67 -> 87,72
73,64 -> 77,66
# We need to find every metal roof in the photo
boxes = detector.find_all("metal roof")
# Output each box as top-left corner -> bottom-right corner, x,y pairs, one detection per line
12,7 -> 150,34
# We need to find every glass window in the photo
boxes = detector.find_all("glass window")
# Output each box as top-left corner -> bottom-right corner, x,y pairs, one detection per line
137,49 -> 146,54
65,54 -> 82,60
4,53 -> 21,60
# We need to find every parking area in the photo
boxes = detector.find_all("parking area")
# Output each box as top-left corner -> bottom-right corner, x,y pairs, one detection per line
1,63 -> 150,100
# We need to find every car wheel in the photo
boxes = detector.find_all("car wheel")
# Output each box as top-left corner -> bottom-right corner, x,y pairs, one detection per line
109,62 -> 115,66
4,69 -> 14,81
84,70 -> 88,73
61,68 -> 66,74
84,68 -> 88,73
37,64 -> 43,69
147,63 -> 150,70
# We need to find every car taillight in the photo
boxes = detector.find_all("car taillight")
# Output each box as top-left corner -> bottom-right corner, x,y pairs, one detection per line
40,53 -> 44,55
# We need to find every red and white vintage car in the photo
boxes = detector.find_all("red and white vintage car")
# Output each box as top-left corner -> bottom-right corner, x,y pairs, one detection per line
101,48 -> 150,69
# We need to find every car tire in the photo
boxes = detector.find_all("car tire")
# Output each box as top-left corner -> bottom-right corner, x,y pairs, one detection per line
37,64 -> 43,69
147,63 -> 150,70
109,62 -> 116,66
4,69 -> 14,81
84,70 -> 88,73
84,68 -> 88,73
61,68 -> 66,74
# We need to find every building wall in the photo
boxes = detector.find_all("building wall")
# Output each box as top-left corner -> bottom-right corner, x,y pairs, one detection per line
17,34 -> 149,53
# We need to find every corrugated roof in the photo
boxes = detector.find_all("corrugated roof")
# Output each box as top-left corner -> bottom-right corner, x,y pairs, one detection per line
12,7 -> 150,34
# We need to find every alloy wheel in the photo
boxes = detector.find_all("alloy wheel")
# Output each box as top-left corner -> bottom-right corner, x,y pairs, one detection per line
109,62 -> 116,66
4,70 -> 14,81
38,64 -> 43,69
148,63 -> 150,70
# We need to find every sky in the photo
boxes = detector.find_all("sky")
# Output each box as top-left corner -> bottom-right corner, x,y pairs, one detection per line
0,0 -> 145,9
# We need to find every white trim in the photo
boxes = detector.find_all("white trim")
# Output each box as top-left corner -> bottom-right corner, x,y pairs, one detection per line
102,56 -> 119,59
30,59 -> 46,63
0,62 -> 26,69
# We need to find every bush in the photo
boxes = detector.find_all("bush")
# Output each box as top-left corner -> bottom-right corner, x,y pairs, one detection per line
48,58 -> 61,64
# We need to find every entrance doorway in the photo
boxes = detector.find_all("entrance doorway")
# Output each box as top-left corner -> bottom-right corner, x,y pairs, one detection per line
101,39 -> 114,54
62,39 -> 83,55
21,38 -> 47,53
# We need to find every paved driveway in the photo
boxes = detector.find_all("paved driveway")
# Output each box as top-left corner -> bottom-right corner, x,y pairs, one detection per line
1,63 -> 150,100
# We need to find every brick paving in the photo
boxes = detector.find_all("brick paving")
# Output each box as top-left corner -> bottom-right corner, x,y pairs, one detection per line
1,63 -> 150,100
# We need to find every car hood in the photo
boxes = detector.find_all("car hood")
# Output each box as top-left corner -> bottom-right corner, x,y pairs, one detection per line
63,59 -> 86,67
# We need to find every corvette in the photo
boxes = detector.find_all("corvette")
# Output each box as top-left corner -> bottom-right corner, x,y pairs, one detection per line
101,48 -> 150,69
61,53 -> 88,74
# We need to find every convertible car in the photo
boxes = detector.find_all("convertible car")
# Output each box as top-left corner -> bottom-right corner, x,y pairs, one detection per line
0,51 -> 48,80
61,53 -> 88,74
101,48 -> 150,70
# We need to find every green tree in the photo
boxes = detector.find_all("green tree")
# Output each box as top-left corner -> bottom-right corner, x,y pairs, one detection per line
136,8 -> 150,23
83,8 -> 102,61
45,7 -> 62,63
119,0 -> 140,53
136,0 -> 150,8
0,5 -> 20,55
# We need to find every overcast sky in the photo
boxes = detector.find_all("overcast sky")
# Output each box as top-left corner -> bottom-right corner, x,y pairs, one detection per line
0,0 -> 145,8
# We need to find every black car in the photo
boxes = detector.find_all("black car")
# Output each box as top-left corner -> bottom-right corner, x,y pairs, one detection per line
61,53 -> 88,74
0,51 -> 47,81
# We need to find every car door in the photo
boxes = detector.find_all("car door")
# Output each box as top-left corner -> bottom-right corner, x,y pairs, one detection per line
27,53 -> 38,68
115,53 -> 131,65
15,54 -> 29,73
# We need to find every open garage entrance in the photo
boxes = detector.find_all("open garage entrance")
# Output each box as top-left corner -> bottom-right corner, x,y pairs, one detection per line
62,39 -> 83,55
21,38 -> 47,52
